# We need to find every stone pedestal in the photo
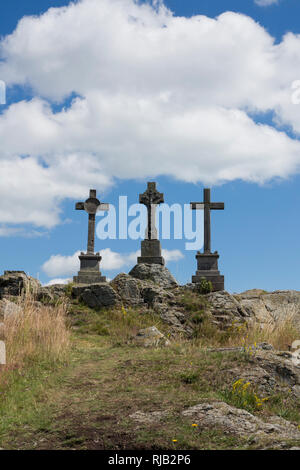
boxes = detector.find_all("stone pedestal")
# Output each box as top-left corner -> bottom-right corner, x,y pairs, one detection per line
73,253 -> 106,284
192,251 -> 224,291
137,240 -> 165,265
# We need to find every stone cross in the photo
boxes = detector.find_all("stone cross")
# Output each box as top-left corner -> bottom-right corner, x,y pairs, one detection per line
139,182 -> 164,240
76,189 -> 109,254
190,188 -> 224,254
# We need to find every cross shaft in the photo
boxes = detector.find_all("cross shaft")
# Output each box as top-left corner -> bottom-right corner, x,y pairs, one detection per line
190,188 -> 224,253
76,189 -> 109,254
139,182 -> 164,240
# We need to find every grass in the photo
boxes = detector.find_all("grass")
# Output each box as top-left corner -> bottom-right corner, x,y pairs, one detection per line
68,300 -> 170,345
3,292 -> 70,368
1,290 -> 300,449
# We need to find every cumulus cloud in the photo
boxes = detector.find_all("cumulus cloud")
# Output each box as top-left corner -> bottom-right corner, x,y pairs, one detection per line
42,247 -> 184,277
162,249 -> 184,263
0,0 -> 300,230
44,278 -> 71,286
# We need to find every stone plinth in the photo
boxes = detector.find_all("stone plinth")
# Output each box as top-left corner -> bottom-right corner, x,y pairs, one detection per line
73,253 -> 106,284
137,239 -> 165,265
192,252 -> 224,291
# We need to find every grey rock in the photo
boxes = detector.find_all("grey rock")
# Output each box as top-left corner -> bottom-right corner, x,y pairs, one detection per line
237,290 -> 300,327
72,283 -> 118,309
37,284 -> 68,303
156,304 -> 192,335
110,273 -> 143,305
206,289 -> 300,331
0,299 -> 22,319
224,349 -> 300,398
0,271 -> 41,298
182,402 -> 300,441
129,263 -> 178,289
206,290 -> 250,328
253,349 -> 300,389
132,326 -> 170,348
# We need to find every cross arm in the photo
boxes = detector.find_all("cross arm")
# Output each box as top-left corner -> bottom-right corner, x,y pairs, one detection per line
210,203 -> 225,210
190,202 -> 204,210
97,203 -> 110,212
75,202 -> 85,210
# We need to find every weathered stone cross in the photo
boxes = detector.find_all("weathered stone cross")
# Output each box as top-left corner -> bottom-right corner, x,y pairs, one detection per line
139,182 -> 164,240
76,189 -> 109,254
190,188 -> 224,254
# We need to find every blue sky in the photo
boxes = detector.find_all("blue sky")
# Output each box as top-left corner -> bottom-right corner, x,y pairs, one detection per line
0,0 -> 300,291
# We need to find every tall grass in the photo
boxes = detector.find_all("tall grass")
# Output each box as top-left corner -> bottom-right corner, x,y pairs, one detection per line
192,311 -> 300,351
2,292 -> 70,371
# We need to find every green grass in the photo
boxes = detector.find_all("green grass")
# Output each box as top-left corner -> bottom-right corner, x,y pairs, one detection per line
1,299 -> 300,449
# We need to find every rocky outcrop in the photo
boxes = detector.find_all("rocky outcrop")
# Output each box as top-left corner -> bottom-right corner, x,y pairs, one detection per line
206,289 -> 300,329
72,283 -> 119,309
181,402 -> 300,443
207,347 -> 300,398
132,326 -> 170,348
129,264 -> 178,289
235,290 -> 300,327
110,273 -> 143,306
0,271 -> 41,298
110,273 -> 193,335
36,284 -> 68,303
206,290 -> 250,328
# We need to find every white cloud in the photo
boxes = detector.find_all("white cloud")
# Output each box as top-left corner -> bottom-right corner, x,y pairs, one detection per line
42,250 -> 81,277
0,225 -> 46,237
254,0 -> 278,6
42,247 -> 184,277
162,249 -> 184,263
0,0 -> 300,229
44,278 -> 71,286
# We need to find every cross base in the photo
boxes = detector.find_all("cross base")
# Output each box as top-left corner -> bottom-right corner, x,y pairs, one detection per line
137,240 -> 165,266
73,253 -> 106,284
192,252 -> 224,291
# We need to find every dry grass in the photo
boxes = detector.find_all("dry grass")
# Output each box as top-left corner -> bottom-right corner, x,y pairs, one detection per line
3,292 -> 70,369
192,311 -> 300,351
241,314 -> 300,351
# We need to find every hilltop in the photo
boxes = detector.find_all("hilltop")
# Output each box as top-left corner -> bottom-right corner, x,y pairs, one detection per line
1,269 -> 300,450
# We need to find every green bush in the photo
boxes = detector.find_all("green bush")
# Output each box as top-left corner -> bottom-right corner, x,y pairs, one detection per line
196,278 -> 213,295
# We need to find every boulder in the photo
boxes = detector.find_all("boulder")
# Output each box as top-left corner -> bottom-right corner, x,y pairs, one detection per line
0,271 -> 41,298
132,326 -> 170,348
236,290 -> 300,327
181,401 -> 300,441
72,283 -> 118,309
37,284 -> 68,303
129,264 -> 178,289
206,289 -> 300,329
155,304 -> 193,336
110,273 -> 143,305
213,348 -> 300,398
206,290 -> 250,328
0,299 -> 22,319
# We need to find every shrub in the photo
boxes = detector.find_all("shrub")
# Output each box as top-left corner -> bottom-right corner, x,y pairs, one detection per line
196,278 -> 213,295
